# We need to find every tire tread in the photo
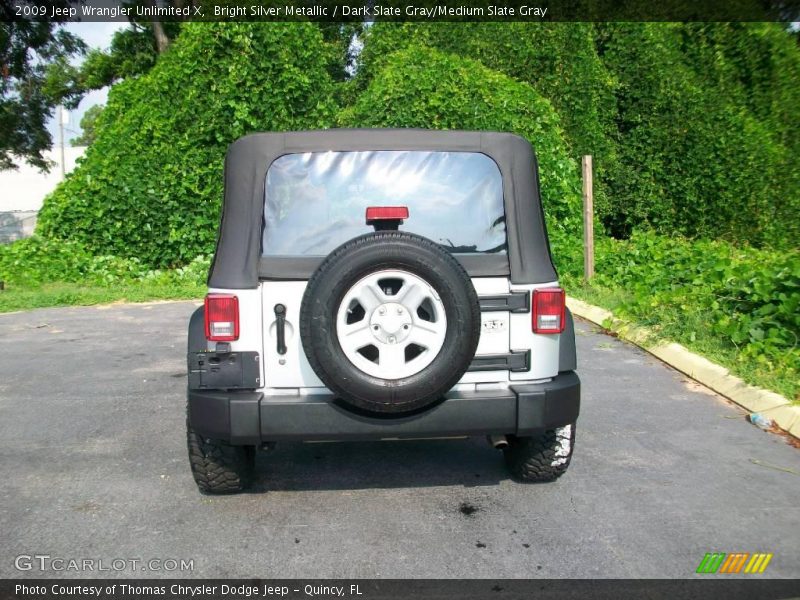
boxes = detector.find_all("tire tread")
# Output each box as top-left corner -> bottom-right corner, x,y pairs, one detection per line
504,424 -> 576,482
186,418 -> 254,494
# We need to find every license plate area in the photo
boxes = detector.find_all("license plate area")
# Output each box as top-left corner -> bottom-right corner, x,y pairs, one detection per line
188,352 -> 261,390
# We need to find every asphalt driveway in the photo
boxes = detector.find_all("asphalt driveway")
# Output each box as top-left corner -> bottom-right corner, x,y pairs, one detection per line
0,301 -> 798,578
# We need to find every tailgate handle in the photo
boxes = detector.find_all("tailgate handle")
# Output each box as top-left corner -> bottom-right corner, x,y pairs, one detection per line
274,304 -> 287,355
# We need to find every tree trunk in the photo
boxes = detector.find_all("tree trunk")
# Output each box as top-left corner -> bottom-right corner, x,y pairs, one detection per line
148,1 -> 170,53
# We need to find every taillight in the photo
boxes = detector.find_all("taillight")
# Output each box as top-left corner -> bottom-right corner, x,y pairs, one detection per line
365,206 -> 409,223
205,294 -> 239,341
532,288 -> 565,334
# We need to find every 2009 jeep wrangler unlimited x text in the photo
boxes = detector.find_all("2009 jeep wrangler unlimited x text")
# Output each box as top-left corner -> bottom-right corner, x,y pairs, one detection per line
186,129 -> 580,493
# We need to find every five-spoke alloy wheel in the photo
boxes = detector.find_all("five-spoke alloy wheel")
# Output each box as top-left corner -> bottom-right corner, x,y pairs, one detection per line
336,269 -> 447,380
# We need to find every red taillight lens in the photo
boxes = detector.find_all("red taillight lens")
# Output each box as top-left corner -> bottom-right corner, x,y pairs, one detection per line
365,206 -> 409,222
532,288 -> 565,334
204,294 -> 239,341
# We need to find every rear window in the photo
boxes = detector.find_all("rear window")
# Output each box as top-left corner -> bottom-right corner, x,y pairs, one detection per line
262,150 -> 506,256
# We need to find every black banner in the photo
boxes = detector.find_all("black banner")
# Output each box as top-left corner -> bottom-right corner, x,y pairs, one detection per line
2,0 -> 800,22
2,580 -> 800,600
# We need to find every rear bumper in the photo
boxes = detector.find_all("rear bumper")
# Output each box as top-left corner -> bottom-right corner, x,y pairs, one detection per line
188,371 -> 580,445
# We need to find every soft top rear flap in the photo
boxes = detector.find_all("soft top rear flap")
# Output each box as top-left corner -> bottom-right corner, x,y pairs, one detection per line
208,129 -> 557,289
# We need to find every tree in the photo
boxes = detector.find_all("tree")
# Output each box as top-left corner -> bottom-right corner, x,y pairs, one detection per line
147,1 -> 170,53
355,22 -> 800,248
38,23 -> 338,268
597,23 -> 797,247
317,22 -> 364,81
45,21 -> 181,110
55,16 -> 354,100
0,17 -> 86,170
70,104 -> 104,146
341,45 -> 582,242
356,23 -> 618,227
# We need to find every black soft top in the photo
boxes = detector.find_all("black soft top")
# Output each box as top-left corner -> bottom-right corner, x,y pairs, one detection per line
208,129 -> 557,289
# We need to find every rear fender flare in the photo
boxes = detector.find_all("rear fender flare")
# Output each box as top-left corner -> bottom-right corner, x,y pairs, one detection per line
188,307 -> 206,354
559,308 -> 577,373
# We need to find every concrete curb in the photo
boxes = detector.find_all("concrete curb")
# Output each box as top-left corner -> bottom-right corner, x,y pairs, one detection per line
567,297 -> 800,439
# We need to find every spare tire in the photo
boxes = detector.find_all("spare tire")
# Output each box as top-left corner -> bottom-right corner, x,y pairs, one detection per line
300,231 -> 481,414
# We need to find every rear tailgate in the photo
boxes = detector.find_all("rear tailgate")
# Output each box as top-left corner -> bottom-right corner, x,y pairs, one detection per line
259,277 -> 560,390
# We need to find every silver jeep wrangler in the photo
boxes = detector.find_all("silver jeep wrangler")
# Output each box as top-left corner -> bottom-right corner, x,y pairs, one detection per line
186,129 -> 580,493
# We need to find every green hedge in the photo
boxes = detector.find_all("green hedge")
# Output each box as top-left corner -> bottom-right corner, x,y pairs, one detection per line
598,24 -> 797,247
357,23 -> 800,249
357,23 -> 618,224
35,22 -> 800,261
37,23 -> 338,269
560,231 -> 800,399
0,236 -> 209,288
340,44 -> 582,238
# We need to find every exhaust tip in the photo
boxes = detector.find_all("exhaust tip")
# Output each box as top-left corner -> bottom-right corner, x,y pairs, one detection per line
488,435 -> 509,450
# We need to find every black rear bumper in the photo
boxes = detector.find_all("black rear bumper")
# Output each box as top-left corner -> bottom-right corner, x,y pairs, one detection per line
187,371 -> 579,445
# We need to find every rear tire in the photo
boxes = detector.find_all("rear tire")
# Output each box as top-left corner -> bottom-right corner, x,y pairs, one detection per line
504,424 -> 576,482
186,418 -> 255,494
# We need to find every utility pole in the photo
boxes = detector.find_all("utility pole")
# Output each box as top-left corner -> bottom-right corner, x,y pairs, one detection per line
59,105 -> 66,180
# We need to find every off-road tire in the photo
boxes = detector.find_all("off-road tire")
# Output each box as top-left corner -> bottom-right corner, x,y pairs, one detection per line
186,418 -> 255,494
300,231 -> 481,415
504,424 -> 576,482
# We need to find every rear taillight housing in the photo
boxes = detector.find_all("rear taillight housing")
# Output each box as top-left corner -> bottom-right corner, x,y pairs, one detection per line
365,206 -> 409,223
204,294 -> 239,341
532,288 -> 565,334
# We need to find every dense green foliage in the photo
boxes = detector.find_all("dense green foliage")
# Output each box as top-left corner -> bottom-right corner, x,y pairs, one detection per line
357,23 -> 800,248
681,23 -> 800,246
37,23 -> 338,268
10,22 -> 799,400
340,45 -> 582,237
46,23 -> 179,110
0,235 -> 209,288
598,24 -> 798,246
356,23 -> 618,222
0,235 -> 206,313
561,233 -> 800,399
37,22 -> 800,263
345,29 -> 800,399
